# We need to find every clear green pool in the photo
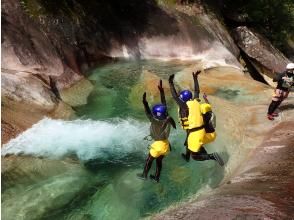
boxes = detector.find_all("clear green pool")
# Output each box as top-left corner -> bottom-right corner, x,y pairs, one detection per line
2,60 -> 229,220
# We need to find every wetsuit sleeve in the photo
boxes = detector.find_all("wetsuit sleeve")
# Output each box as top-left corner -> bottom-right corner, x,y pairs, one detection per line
168,116 -> 177,129
142,93 -> 152,121
192,71 -> 201,99
273,72 -> 283,82
169,74 -> 189,118
158,80 -> 167,106
169,75 -> 186,108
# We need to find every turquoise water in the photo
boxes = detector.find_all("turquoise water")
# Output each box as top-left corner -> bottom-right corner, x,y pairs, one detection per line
2,60 -> 227,220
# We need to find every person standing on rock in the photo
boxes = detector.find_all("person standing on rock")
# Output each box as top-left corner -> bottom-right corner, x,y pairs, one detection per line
267,63 -> 294,120
169,71 -> 224,166
137,80 -> 176,183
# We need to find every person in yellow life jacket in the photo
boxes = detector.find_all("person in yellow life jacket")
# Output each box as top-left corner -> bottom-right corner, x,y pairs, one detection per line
169,71 -> 224,166
137,80 -> 176,182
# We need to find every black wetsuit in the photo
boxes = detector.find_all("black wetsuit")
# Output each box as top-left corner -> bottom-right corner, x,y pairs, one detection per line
141,84 -> 176,182
275,71 -> 294,91
169,73 -> 217,162
268,71 -> 294,115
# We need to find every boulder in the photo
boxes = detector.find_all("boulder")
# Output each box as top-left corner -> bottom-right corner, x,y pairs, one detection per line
1,70 -> 75,144
1,0 -> 84,90
232,26 -> 291,86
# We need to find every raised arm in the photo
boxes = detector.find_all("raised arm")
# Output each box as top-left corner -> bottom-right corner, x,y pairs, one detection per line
192,70 -> 201,99
169,74 -> 189,118
203,93 -> 210,104
169,74 -> 185,107
168,116 -> 176,129
158,79 -> 166,106
142,92 -> 152,121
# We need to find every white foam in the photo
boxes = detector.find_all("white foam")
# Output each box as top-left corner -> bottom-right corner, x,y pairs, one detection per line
109,37 -> 242,69
2,118 -> 149,161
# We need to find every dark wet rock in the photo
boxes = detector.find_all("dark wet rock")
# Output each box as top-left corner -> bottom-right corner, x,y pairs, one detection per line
232,26 -> 291,86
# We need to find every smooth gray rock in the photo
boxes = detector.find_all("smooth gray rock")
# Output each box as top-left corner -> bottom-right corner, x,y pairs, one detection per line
232,26 -> 291,85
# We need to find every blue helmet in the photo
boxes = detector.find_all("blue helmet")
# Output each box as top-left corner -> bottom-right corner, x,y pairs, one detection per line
152,104 -> 167,120
179,90 -> 192,102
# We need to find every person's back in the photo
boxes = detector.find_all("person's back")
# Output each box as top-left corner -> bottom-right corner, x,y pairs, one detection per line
180,99 -> 203,130
169,71 -> 223,166
137,80 -> 176,182
150,118 -> 171,141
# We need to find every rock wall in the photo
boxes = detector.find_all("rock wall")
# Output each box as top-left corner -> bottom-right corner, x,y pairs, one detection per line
2,0 -> 291,144
232,26 -> 291,86
1,0 -> 242,143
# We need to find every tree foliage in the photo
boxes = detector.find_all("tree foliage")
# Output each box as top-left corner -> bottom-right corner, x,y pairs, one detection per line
222,0 -> 294,51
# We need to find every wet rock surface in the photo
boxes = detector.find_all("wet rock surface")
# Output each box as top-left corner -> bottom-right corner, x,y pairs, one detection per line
1,70 -> 75,144
2,0 -> 241,143
152,119 -> 294,219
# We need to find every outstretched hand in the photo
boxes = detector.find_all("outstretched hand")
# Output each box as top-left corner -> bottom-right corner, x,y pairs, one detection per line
169,74 -> 175,83
158,79 -> 164,92
192,70 -> 201,78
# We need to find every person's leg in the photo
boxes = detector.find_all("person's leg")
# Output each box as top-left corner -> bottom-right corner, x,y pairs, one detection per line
191,146 -> 210,161
150,155 -> 164,182
203,132 -> 216,145
181,146 -> 191,162
268,101 -> 281,115
137,153 -> 154,179
182,131 -> 191,162
268,89 -> 283,119
184,129 -> 205,162
191,146 -> 224,166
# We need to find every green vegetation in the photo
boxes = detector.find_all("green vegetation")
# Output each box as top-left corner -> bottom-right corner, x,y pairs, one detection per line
156,0 -> 178,6
223,0 -> 294,52
19,0 -> 293,53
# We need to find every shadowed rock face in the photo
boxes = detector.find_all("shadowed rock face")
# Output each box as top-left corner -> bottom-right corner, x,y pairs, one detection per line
232,26 -> 291,86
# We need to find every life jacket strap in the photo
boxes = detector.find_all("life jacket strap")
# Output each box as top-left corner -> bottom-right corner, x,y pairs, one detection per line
180,117 -> 189,128
184,125 -> 205,147
187,125 -> 205,134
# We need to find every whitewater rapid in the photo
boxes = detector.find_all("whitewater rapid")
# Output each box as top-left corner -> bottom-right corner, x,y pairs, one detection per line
2,118 -> 150,161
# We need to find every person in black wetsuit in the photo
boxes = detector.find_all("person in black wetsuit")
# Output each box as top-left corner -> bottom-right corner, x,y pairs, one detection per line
169,71 -> 224,166
267,63 -> 294,120
137,80 -> 176,182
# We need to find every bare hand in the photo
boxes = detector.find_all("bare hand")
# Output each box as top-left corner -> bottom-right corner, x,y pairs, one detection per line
158,79 -> 164,92
192,70 -> 201,78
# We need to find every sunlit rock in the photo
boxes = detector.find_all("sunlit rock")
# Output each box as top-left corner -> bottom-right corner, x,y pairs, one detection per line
232,26 -> 291,86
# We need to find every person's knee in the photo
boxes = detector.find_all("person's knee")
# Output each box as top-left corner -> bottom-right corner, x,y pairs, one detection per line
191,153 -> 205,161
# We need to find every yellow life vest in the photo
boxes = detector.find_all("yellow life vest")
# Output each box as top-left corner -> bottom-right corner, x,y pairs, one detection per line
200,103 -> 212,114
180,99 -> 204,130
